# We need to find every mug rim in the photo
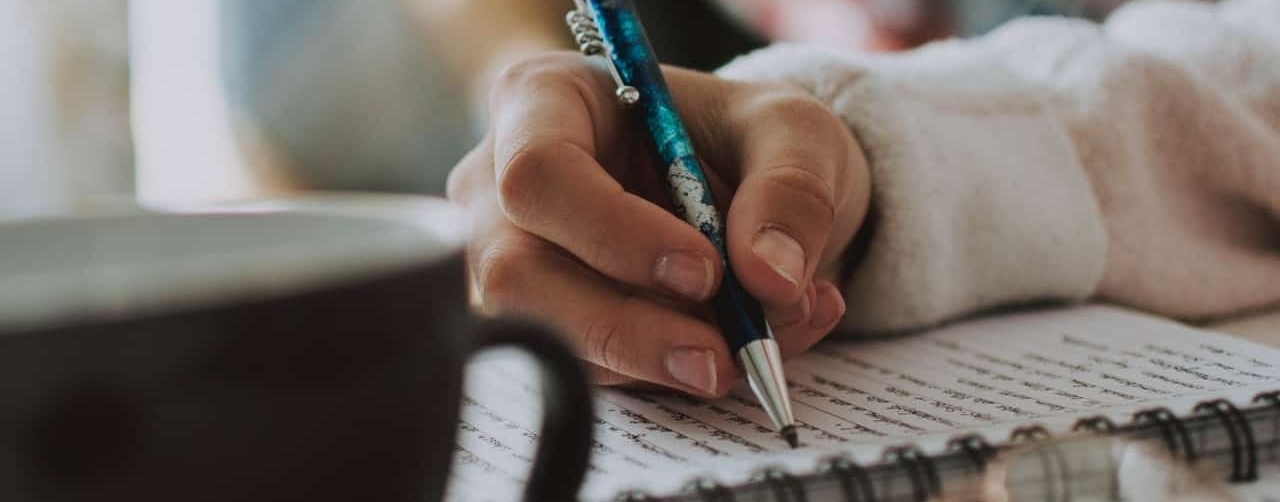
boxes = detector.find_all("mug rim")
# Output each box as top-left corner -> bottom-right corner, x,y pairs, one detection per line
0,193 -> 469,333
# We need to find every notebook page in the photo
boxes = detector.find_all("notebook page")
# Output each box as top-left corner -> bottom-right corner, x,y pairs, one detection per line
445,305 -> 1280,502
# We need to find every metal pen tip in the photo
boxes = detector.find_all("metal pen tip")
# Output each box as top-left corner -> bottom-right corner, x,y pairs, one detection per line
780,425 -> 799,449
739,338 -> 797,449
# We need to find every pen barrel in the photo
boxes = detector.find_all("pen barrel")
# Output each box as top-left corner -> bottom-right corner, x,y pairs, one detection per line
587,0 -> 697,168
713,267 -> 773,352
587,0 -> 772,352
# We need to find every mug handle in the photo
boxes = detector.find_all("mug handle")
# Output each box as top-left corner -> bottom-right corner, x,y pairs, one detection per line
468,319 -> 594,502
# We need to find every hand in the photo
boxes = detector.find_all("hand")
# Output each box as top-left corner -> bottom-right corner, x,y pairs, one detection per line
448,53 -> 870,397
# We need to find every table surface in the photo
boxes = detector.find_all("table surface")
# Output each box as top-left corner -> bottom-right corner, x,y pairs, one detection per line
1209,309 -> 1280,348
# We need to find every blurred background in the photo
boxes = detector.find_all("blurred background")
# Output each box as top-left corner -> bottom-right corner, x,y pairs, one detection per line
0,0 -> 1140,222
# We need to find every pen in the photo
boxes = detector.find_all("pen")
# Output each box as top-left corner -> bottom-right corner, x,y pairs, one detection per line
566,0 -> 798,448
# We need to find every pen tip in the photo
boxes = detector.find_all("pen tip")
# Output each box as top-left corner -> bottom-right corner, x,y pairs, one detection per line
780,425 -> 799,449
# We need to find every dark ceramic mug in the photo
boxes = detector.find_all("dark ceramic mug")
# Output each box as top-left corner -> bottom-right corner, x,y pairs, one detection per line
0,195 -> 592,502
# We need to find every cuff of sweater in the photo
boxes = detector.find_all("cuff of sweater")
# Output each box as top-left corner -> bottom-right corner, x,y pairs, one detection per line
718,43 -> 1108,334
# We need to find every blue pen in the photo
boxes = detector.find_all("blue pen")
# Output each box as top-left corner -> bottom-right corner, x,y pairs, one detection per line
567,0 -> 798,448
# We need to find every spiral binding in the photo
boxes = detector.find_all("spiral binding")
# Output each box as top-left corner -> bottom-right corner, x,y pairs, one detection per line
1010,425 -> 1052,442
947,434 -> 997,474
751,468 -> 807,502
817,455 -> 875,502
882,445 -> 941,502
1071,415 -> 1117,433
1196,399 -> 1259,482
1133,407 -> 1198,462
614,491 -> 653,502
1254,391 -> 1280,465
1069,415 -> 1122,501
667,390 -> 1280,502
685,477 -> 736,502
1254,390 -> 1280,410
1010,425 -> 1076,502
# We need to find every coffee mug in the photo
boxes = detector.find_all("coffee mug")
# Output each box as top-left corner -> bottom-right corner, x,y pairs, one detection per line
0,194 -> 593,502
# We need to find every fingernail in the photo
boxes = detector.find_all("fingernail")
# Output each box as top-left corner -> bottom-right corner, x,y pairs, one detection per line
655,253 -> 714,300
665,348 -> 717,395
752,227 -> 805,286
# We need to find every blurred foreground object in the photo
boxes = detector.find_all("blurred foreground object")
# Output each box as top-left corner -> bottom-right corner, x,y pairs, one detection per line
0,194 -> 593,502
0,0 -> 133,220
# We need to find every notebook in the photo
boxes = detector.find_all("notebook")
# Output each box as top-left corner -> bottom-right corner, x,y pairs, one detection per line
446,306 -> 1280,502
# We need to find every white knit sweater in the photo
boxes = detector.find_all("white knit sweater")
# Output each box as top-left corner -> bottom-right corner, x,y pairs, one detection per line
718,0 -> 1280,334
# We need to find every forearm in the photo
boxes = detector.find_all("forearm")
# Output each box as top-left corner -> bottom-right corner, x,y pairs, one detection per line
718,0 -> 1280,333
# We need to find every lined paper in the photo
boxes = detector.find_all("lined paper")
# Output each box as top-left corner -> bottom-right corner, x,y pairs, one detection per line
445,306 -> 1280,502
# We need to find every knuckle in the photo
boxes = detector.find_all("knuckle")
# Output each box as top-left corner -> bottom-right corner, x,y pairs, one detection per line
746,91 -> 836,127
580,305 -> 632,373
579,200 -> 630,276
471,242 -> 531,313
744,91 -> 851,153
762,165 -> 837,220
495,144 -> 557,227
582,230 -> 618,279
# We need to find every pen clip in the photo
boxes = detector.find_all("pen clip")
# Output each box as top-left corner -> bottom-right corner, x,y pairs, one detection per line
565,4 -> 640,106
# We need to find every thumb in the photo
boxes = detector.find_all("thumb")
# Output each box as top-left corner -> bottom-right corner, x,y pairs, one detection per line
723,93 -> 863,306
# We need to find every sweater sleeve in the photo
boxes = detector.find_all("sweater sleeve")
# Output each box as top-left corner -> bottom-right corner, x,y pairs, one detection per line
717,0 -> 1280,334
